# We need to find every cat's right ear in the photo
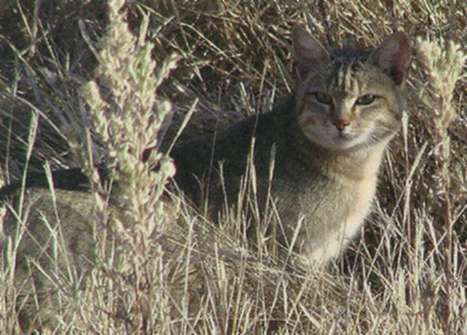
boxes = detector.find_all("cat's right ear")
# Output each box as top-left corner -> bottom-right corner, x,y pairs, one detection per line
292,26 -> 329,80
368,32 -> 411,86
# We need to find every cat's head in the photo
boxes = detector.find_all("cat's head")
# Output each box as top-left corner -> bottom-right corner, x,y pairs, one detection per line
291,27 -> 410,152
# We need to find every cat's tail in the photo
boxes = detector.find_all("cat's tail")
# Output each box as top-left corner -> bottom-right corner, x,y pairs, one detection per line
0,167 -> 108,201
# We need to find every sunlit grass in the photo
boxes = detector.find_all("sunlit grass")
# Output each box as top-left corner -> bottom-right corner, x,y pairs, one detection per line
0,0 -> 465,333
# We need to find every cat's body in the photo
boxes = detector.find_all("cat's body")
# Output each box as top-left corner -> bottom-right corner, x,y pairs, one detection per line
172,27 -> 410,264
1,188 -> 97,331
172,98 -> 380,264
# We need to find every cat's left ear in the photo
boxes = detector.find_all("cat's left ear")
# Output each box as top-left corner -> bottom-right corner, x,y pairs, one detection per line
292,26 -> 330,80
369,32 -> 411,86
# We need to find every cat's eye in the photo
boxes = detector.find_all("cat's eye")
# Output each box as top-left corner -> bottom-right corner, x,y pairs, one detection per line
312,92 -> 333,105
355,94 -> 376,105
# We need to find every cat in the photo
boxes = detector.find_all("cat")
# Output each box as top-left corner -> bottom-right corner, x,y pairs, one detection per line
0,26 -> 410,332
171,26 -> 410,265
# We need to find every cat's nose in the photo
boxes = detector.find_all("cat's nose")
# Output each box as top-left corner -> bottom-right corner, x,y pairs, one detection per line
333,119 -> 350,131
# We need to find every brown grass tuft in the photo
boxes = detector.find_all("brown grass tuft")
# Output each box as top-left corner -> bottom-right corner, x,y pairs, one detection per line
0,0 -> 465,333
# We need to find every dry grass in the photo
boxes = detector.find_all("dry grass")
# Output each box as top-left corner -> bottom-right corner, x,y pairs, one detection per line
0,0 -> 465,334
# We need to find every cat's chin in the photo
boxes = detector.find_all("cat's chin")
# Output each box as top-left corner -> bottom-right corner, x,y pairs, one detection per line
300,124 -> 376,151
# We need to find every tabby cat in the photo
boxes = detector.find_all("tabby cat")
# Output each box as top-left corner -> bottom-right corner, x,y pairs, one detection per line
171,26 -> 410,265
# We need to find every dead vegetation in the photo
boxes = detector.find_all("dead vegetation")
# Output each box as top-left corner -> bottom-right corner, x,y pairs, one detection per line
0,0 -> 465,334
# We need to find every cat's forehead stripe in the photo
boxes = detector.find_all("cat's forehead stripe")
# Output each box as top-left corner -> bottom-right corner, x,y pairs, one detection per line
333,62 -> 360,96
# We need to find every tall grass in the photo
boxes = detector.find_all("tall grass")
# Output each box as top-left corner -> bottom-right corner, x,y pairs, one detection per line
0,0 -> 465,333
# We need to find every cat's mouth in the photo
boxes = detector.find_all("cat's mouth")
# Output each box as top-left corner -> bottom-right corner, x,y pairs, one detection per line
331,127 -> 357,141
336,132 -> 352,140
328,130 -> 369,150
300,123 -> 370,151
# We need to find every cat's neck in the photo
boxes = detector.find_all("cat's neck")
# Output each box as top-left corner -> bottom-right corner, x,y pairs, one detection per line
315,141 -> 389,181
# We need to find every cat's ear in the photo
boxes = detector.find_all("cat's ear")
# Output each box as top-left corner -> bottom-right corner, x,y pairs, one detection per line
369,32 -> 411,86
292,26 -> 329,80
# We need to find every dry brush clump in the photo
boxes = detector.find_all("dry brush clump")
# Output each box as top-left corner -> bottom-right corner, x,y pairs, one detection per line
0,0 -> 465,334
